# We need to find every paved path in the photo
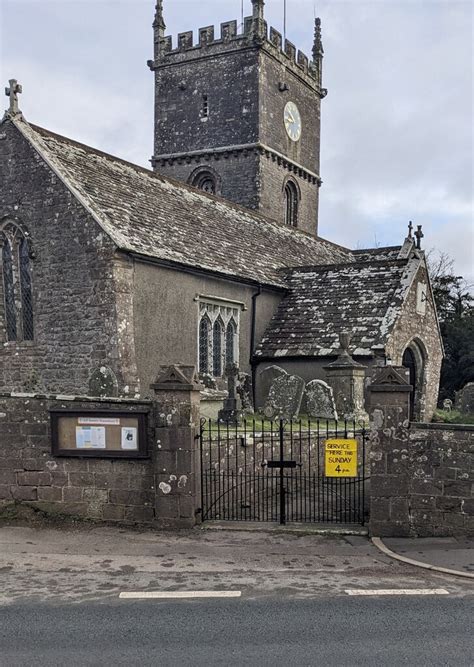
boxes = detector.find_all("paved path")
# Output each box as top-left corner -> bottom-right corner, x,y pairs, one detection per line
0,525 -> 472,605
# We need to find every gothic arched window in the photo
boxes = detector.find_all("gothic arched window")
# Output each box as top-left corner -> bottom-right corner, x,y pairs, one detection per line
198,301 -> 240,379
1,221 -> 34,343
19,238 -> 34,340
212,318 -> 224,377
284,181 -> 298,227
199,315 -> 211,374
226,319 -> 237,366
190,170 -> 217,195
2,239 -> 17,341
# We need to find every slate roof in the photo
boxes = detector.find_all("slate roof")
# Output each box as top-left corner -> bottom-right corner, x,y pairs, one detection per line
255,256 -> 422,358
10,117 -> 352,288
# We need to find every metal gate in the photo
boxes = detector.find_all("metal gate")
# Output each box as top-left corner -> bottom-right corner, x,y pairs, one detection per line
199,418 -> 368,525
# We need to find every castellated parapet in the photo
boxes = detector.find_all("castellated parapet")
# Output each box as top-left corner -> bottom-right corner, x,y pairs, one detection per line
148,16 -> 322,91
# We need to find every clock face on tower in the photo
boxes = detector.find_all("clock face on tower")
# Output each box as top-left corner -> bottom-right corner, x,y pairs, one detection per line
284,101 -> 302,142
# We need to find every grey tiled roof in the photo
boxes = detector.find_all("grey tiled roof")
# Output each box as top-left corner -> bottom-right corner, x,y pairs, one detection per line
255,257 -> 421,358
13,118 -> 352,288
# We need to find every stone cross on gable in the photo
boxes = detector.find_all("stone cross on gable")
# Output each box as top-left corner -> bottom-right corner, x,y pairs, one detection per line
5,79 -> 22,115
407,221 -> 413,239
415,224 -> 424,249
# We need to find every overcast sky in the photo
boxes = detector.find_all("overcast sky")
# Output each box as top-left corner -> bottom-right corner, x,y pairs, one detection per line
1,0 -> 472,279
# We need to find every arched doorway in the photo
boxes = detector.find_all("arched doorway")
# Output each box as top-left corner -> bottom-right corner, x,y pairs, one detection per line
402,340 -> 425,420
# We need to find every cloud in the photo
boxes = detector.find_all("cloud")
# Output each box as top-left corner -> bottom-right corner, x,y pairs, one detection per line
1,0 -> 472,279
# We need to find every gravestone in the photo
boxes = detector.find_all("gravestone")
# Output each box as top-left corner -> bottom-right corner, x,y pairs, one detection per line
305,379 -> 338,420
237,372 -> 253,413
456,383 -> 474,414
218,363 -> 243,424
88,366 -> 118,397
442,398 -> 453,412
263,374 -> 305,420
258,365 -> 287,408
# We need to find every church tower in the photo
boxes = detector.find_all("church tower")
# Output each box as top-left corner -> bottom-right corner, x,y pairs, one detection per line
148,0 -> 326,236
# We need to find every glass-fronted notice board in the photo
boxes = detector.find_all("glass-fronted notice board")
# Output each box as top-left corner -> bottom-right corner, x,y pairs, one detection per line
51,411 -> 148,458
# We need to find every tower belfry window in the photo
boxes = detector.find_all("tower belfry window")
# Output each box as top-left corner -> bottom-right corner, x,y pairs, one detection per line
285,181 -> 298,227
191,170 -> 217,194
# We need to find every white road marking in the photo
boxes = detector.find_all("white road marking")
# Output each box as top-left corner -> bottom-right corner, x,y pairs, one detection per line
119,590 -> 242,600
345,588 -> 450,596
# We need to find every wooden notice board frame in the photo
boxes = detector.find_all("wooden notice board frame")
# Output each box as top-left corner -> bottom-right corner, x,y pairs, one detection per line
50,409 -> 149,459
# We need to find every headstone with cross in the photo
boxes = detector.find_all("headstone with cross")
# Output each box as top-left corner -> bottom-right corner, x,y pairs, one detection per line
415,224 -> 424,249
218,362 -> 243,424
5,79 -> 22,116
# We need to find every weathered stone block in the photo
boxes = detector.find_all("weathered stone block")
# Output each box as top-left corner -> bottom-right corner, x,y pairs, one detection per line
390,498 -> 409,522
68,472 -> 94,487
37,487 -> 62,502
371,475 -> 408,497
435,496 -> 463,512
11,486 -> 37,501
0,485 -> 12,499
443,480 -> 472,498
62,487 -> 82,502
410,479 -> 443,496
17,471 -> 51,486
102,504 -> 125,521
124,506 -> 154,523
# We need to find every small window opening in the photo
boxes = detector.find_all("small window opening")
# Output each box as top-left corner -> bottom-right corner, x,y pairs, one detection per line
284,181 -> 298,227
202,94 -> 209,118
191,171 -> 217,195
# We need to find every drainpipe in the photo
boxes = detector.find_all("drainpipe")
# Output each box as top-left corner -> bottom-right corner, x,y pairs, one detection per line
250,285 -> 262,409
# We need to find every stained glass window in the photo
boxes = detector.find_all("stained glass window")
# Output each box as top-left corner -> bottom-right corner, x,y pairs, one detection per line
198,302 -> 240,378
212,319 -> 223,377
2,239 -> 17,341
19,238 -> 34,340
226,319 -> 236,366
199,316 -> 210,374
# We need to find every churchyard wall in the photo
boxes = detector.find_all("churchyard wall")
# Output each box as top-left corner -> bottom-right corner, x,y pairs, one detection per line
132,261 -> 282,395
369,388 -> 473,538
0,384 -> 200,528
0,121 -> 132,396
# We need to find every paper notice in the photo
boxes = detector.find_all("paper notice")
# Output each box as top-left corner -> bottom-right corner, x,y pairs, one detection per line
76,426 -> 106,449
121,427 -> 138,450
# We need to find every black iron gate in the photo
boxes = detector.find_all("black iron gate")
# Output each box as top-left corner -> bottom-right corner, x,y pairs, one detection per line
199,418 -> 368,525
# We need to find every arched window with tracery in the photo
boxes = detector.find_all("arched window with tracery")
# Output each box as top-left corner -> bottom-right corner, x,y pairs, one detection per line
226,319 -> 237,366
284,181 -> 298,227
198,301 -> 240,379
1,221 -> 34,342
2,238 -> 16,341
212,318 -> 224,377
199,315 -> 211,374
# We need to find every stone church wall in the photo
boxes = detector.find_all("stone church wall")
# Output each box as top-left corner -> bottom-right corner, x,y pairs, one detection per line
132,260 -> 282,396
0,122 -> 131,396
387,264 -> 442,420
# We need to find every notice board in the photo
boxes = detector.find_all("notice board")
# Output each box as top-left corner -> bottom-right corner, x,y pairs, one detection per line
51,411 -> 148,458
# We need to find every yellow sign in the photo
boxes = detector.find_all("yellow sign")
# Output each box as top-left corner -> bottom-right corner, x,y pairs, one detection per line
325,439 -> 358,477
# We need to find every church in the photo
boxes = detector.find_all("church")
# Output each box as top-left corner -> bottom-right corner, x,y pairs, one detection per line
0,0 -> 443,421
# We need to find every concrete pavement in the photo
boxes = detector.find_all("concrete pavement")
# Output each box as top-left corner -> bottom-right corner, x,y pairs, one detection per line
0,524 -> 473,605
